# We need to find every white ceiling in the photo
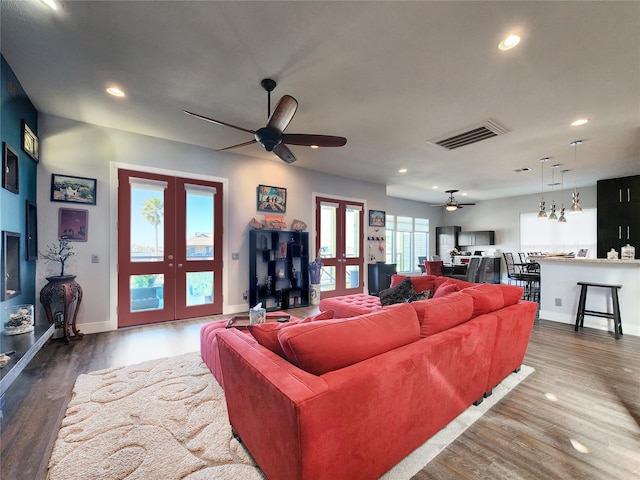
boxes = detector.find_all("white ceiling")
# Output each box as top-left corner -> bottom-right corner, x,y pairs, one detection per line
2,0 -> 639,204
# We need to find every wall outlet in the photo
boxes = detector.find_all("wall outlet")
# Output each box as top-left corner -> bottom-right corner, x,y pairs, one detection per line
91,254 -> 99,263
555,298 -> 562,306
232,252 -> 240,260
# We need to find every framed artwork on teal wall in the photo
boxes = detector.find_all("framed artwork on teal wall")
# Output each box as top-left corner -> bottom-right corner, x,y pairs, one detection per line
22,120 -> 39,162
2,142 -> 19,194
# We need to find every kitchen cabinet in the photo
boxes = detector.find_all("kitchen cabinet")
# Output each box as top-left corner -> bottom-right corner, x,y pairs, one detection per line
435,226 -> 461,258
458,230 -> 495,246
597,175 -> 640,259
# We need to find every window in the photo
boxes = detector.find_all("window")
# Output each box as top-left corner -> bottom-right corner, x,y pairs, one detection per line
385,215 -> 429,272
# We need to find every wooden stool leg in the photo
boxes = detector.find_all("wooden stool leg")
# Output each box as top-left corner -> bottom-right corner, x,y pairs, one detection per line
575,284 -> 587,331
611,287 -> 622,339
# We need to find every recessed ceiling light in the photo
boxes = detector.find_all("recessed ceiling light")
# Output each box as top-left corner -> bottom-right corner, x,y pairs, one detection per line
498,34 -> 521,51
432,186 -> 438,189
310,145 -> 319,149
571,118 -> 589,126
106,87 -> 126,97
398,168 -> 407,174
462,193 -> 468,196
40,0 -> 58,10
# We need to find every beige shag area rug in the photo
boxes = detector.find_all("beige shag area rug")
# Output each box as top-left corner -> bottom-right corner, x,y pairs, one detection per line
48,353 -> 533,480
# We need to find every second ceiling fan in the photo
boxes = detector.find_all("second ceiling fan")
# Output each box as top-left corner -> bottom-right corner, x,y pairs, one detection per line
432,189 -> 476,211
184,78 -> 347,164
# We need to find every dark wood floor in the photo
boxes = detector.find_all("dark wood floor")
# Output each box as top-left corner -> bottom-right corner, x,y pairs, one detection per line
1,308 -> 639,480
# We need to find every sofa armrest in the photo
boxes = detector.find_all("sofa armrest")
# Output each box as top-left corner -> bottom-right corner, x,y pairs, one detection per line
217,328 -> 329,479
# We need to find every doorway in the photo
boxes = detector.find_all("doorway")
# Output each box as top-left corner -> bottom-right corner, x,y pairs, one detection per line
117,169 -> 223,327
315,196 -> 364,298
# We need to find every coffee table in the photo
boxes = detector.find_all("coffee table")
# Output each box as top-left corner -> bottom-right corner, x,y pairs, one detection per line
226,314 -> 291,329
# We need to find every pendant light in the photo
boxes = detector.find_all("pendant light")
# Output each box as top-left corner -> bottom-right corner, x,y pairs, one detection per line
537,158 -> 548,219
548,164 -> 558,221
558,169 -> 568,223
570,140 -> 583,214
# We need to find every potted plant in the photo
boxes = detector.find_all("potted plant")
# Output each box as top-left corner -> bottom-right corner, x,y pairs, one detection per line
41,237 -> 76,281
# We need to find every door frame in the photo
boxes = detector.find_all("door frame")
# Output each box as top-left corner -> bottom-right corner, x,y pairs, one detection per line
108,162 -> 229,331
311,192 -> 367,297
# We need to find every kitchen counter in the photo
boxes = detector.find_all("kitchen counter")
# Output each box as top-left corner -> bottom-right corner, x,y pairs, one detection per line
536,257 -> 639,336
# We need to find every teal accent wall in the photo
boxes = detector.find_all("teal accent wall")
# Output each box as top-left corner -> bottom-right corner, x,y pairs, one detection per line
1,54 -> 38,311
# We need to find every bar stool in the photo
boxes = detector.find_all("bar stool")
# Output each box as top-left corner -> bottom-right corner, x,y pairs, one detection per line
575,282 -> 623,339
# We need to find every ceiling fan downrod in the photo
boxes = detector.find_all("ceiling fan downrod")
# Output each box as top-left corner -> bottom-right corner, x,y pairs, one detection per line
261,78 -> 277,119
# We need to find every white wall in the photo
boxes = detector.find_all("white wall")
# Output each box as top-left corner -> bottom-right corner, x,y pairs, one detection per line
36,115 -> 387,333
36,113 -> 600,333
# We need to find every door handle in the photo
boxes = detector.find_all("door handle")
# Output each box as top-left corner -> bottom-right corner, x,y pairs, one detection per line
178,263 -> 183,268
168,263 -> 173,267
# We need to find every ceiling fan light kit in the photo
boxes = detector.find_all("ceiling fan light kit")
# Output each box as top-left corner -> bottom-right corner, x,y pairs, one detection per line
433,189 -> 475,212
184,79 -> 346,165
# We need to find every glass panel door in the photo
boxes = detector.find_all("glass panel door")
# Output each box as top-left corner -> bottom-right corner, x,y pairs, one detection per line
118,170 -> 223,327
316,197 -> 364,298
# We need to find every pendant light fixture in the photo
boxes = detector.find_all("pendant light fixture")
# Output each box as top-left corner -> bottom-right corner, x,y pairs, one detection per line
537,157 -> 549,219
558,169 -> 568,223
548,164 -> 559,221
570,140 -> 583,214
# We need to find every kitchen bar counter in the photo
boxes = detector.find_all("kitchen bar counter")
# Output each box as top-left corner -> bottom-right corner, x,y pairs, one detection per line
536,257 -> 640,336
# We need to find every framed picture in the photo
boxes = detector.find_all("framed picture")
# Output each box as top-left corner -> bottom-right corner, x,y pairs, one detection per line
576,248 -> 589,258
257,185 -> 286,213
2,142 -> 19,194
368,209 -> 386,227
51,174 -> 97,205
26,201 -> 38,260
2,231 -> 21,300
58,208 -> 89,242
22,120 -> 39,162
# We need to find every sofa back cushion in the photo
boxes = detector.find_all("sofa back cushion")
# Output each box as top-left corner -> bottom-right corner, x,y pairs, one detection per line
434,276 -> 476,291
432,280 -> 459,298
278,303 -> 420,375
390,274 -> 436,294
411,291 -> 474,337
459,284 -> 505,317
497,284 -> 524,306
247,310 -> 335,357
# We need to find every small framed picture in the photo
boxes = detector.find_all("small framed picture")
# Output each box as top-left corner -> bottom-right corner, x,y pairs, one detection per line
368,209 -> 386,227
51,174 -> 97,205
2,142 -> 19,194
22,120 -> 39,162
58,208 -> 89,242
26,201 -> 38,260
257,185 -> 286,213
576,248 -> 589,258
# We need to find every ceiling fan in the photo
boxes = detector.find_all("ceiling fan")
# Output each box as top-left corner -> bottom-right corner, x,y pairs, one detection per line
431,189 -> 476,211
184,78 -> 347,164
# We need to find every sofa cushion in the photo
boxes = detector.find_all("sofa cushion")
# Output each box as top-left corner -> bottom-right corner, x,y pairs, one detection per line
411,291 -> 474,337
278,303 -> 420,375
248,310 -> 335,357
390,274 -> 436,294
459,283 -> 505,317
432,281 -> 459,298
379,277 -> 415,306
498,284 -> 524,306
409,289 -> 432,302
434,275 -> 476,291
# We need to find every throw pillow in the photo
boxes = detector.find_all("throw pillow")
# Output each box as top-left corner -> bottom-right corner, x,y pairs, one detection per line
247,321 -> 298,357
408,289 -> 432,302
247,310 -> 336,357
432,282 -> 459,298
460,284 -> 505,317
379,277 -> 415,306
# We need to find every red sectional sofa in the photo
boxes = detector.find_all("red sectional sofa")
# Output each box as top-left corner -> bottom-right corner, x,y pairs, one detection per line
212,280 -> 537,480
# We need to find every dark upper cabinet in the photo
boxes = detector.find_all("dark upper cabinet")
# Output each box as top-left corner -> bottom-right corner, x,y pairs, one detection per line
435,226 -> 461,258
458,230 -> 495,246
597,175 -> 640,258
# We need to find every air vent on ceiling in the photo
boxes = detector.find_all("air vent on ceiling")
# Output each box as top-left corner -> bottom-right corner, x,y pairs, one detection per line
428,119 -> 509,150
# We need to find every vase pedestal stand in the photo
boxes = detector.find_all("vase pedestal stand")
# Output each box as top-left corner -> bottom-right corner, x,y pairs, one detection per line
39,276 -> 83,344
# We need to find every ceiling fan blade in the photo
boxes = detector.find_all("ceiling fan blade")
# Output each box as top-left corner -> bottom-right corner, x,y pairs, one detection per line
267,95 -> 298,132
273,144 -> 297,164
283,134 -> 347,147
458,203 -> 476,206
217,139 -> 257,151
183,110 -> 255,135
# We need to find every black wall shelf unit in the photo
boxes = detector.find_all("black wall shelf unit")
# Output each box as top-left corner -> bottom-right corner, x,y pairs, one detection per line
249,229 -> 309,311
